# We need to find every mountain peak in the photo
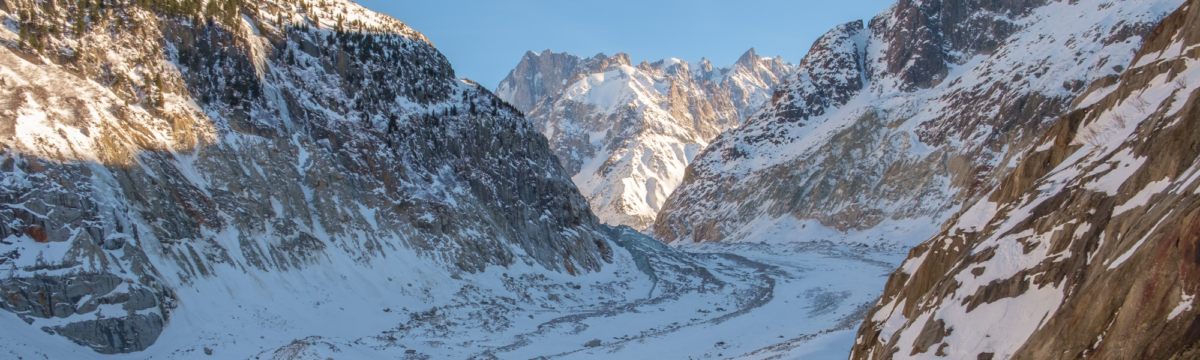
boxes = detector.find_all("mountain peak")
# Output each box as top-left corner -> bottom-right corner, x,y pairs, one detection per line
612,53 -> 633,66
503,46 -> 794,230
736,47 -> 761,67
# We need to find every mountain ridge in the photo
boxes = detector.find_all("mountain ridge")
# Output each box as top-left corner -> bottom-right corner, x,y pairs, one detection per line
0,0 -> 612,353
850,0 -> 1200,357
654,0 -> 1174,244
498,48 -> 793,229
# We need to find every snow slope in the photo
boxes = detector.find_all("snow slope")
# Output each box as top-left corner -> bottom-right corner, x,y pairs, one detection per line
851,0 -> 1200,357
656,0 -> 1180,246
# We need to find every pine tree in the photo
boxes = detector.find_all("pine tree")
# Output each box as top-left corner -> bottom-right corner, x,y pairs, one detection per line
89,0 -> 99,20
386,115 -> 398,134
17,22 -> 28,49
204,0 -> 218,20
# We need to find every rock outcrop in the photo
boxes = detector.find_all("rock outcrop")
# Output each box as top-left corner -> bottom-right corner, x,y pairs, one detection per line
850,0 -> 1200,357
654,0 -> 1175,244
497,49 -> 793,229
0,0 -> 610,353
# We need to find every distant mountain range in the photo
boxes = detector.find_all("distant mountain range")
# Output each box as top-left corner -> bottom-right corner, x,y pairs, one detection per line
497,49 -> 792,230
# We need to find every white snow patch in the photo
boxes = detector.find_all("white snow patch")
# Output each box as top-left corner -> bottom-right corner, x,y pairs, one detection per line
1169,292 -> 1195,320
1113,178 -> 1171,216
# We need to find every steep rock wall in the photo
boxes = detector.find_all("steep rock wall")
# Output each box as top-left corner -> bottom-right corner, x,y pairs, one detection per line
851,1 -> 1200,357
0,0 -> 611,353
655,0 -> 1175,244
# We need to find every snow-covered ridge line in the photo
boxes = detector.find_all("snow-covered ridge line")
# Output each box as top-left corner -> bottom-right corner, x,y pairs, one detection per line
497,48 -> 794,230
655,0 -> 1175,245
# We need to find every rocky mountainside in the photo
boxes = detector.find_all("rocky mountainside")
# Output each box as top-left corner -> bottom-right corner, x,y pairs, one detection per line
0,0 -> 614,354
497,49 -> 793,230
655,0 -> 1180,245
850,0 -> 1200,357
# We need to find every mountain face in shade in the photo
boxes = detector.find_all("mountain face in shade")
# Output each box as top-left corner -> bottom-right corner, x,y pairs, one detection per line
851,0 -> 1200,357
497,49 -> 793,230
0,0 -> 611,353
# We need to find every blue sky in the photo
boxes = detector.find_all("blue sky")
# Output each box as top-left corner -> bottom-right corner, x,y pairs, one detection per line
354,0 -> 895,89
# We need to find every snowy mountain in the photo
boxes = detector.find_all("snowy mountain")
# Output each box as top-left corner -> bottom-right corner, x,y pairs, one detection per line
0,1 -> 895,359
0,0 -> 617,354
654,0 -> 1180,247
4,0 -> 1195,358
497,49 -> 793,230
851,0 -> 1200,357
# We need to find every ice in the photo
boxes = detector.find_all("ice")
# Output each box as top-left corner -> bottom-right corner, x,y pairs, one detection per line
0,216 -> 914,360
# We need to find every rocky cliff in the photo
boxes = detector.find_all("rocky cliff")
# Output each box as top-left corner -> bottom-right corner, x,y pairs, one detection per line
0,0 -> 612,353
850,0 -> 1200,357
497,49 -> 793,230
654,0 -> 1178,245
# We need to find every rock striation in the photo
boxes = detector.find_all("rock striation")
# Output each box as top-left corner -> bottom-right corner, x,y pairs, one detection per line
497,49 -> 793,230
0,0 -> 610,353
850,0 -> 1200,357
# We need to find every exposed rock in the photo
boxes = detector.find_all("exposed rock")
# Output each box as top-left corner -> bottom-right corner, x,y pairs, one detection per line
850,0 -> 1200,357
655,0 -> 1168,244
23,225 -> 46,243
0,0 -> 611,353
495,50 -> 603,114
498,49 -> 793,229
56,314 -> 165,354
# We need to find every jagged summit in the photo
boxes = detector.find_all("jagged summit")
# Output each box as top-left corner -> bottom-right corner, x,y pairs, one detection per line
495,49 -> 630,114
497,48 -> 794,230
735,47 -> 760,66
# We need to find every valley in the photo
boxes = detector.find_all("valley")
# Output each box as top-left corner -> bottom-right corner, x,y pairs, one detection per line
1,226 -> 917,359
1,0 -> 1198,358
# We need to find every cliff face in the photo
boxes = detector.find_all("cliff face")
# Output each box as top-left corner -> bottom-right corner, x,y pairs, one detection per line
654,0 -> 1176,244
0,0 -> 611,353
850,1 -> 1200,358
497,49 -> 793,230
494,49 -> 597,116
